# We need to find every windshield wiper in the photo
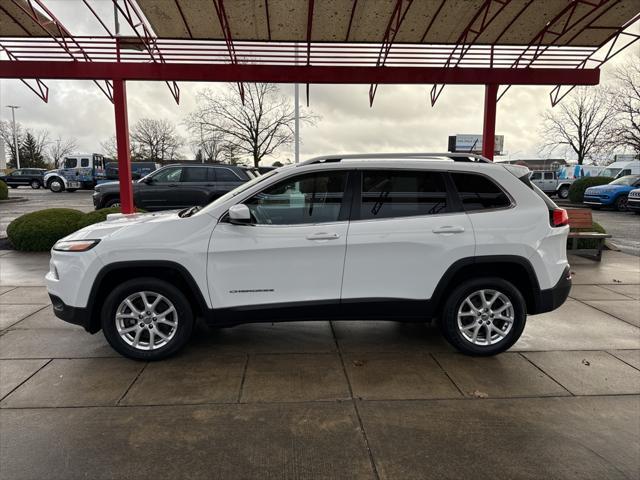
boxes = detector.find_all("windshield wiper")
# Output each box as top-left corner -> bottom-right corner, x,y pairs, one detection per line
179,206 -> 201,218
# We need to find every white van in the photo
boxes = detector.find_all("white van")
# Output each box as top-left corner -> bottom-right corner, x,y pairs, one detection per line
599,160 -> 640,179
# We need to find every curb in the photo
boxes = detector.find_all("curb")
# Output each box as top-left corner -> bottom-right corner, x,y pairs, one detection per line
0,197 -> 28,204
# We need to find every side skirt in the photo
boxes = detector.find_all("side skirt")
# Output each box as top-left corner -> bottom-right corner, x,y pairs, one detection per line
207,298 -> 432,326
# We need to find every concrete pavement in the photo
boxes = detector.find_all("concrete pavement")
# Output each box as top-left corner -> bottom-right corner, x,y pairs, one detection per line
0,250 -> 638,479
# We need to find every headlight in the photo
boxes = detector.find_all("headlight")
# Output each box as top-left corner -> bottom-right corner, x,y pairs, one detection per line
53,239 -> 100,252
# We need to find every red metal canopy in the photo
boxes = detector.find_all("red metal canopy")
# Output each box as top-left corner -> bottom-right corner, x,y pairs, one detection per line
0,0 -> 638,214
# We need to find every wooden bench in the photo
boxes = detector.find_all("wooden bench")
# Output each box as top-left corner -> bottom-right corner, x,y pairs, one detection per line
566,208 -> 611,261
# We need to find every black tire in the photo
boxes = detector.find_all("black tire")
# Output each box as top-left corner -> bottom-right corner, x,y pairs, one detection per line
557,186 -> 569,199
104,197 -> 121,208
30,180 -> 41,189
615,195 -> 628,212
439,277 -> 527,356
9,185 -> 17,189
48,178 -> 64,192
590,205 -> 600,210
101,277 -> 194,361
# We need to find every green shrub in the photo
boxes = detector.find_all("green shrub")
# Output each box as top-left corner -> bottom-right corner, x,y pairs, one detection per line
7,208 -> 85,251
568,176 -> 611,203
0,180 -> 7,200
567,220 -> 607,250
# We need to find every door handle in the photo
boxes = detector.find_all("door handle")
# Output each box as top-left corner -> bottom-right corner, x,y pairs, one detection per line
306,232 -> 341,241
432,226 -> 465,234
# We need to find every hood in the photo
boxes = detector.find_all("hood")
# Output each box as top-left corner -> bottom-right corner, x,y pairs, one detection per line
63,211 -> 182,241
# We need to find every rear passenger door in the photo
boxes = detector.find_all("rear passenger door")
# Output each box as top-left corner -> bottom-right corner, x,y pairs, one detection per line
179,166 -> 211,207
341,169 -> 475,313
212,167 -> 246,199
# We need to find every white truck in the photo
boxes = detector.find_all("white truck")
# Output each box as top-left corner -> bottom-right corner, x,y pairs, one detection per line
599,160 -> 640,179
529,171 -> 574,199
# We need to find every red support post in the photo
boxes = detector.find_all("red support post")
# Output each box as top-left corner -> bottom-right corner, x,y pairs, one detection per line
482,84 -> 498,161
113,79 -> 134,214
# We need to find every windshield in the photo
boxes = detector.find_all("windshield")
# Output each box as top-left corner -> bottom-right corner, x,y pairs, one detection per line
600,168 -> 621,178
199,169 -> 280,213
610,175 -> 640,186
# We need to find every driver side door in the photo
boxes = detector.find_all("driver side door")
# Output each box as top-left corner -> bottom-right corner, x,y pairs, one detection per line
208,170 -> 352,316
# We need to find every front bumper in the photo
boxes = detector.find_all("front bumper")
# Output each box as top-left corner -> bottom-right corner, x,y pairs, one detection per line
49,294 -> 94,331
583,195 -> 611,206
628,200 -> 640,212
534,266 -> 572,314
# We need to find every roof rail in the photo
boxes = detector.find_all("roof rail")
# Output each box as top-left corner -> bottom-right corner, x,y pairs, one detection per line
298,152 -> 490,166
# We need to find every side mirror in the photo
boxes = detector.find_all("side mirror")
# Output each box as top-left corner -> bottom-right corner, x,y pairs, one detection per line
142,177 -> 154,184
228,204 -> 251,225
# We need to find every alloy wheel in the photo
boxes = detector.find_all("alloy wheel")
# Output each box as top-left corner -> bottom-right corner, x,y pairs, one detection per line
115,291 -> 178,351
456,289 -> 514,346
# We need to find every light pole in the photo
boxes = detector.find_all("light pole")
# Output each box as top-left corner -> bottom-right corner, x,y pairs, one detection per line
6,105 -> 20,169
294,43 -> 300,164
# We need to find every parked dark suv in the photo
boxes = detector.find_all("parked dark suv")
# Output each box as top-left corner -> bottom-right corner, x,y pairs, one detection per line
0,168 -> 46,189
93,163 -> 252,210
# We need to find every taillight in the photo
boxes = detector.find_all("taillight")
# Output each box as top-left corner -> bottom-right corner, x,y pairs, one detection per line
551,208 -> 569,227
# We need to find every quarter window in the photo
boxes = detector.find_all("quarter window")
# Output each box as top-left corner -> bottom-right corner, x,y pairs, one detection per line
360,170 -> 449,220
81,158 -> 90,167
215,168 -> 241,181
451,172 -> 511,211
245,171 -> 348,225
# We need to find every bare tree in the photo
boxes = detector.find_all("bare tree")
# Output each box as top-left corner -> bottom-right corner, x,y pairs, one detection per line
187,84 -> 314,167
48,136 -> 78,167
540,86 -> 616,164
609,55 -> 640,154
0,120 -> 24,166
130,118 -> 184,163
100,135 -> 118,159
188,124 -> 225,163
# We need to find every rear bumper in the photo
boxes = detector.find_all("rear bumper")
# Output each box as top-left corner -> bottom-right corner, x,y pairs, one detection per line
49,294 -> 95,332
533,266 -> 572,314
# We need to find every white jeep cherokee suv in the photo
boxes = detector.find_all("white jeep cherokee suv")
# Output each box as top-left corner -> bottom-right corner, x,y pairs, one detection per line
46,153 -> 572,360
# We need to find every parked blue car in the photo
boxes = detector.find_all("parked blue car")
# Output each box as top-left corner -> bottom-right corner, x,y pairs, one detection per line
583,175 -> 640,211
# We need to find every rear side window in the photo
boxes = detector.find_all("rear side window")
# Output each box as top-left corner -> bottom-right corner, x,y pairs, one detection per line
360,170 -> 449,220
81,158 -> 90,167
451,173 -> 511,211
182,167 -> 208,182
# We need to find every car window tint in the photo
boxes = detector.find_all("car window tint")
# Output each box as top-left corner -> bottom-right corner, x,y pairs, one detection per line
245,171 -> 348,225
360,170 -> 448,220
451,172 -> 511,211
182,167 -> 208,182
81,158 -> 90,167
544,172 -> 554,180
152,167 -> 182,183
530,172 -> 541,180
64,158 -> 77,168
215,168 -> 240,181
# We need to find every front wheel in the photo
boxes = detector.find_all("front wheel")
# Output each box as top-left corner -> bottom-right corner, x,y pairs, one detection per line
101,278 -> 194,361
30,180 -> 41,189
615,195 -> 628,212
439,278 -> 526,356
48,178 -> 64,193
104,198 -> 121,208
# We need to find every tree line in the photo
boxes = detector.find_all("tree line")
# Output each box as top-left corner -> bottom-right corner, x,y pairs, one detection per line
0,123 -> 78,169
540,55 -> 639,164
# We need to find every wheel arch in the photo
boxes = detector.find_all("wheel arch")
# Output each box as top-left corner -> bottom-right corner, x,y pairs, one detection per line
429,255 -> 541,317
86,261 -> 209,333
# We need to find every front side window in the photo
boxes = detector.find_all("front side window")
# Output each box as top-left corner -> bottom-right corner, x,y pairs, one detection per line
360,170 -> 449,220
151,167 -> 183,183
64,158 -> 77,169
244,171 -> 348,225
182,167 -> 208,182
81,158 -> 90,167
530,172 -> 541,180
451,172 -> 511,211
543,172 -> 554,180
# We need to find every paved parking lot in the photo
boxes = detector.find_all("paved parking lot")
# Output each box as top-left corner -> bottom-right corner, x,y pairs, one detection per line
0,249 -> 638,479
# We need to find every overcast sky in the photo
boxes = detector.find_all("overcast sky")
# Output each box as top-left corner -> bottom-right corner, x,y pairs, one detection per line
0,1 -> 638,165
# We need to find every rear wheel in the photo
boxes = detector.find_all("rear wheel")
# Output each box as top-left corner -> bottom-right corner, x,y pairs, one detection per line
557,185 -> 569,199
48,178 -> 64,192
440,277 -> 526,356
615,195 -> 628,212
30,180 -> 41,189
101,278 -> 194,361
